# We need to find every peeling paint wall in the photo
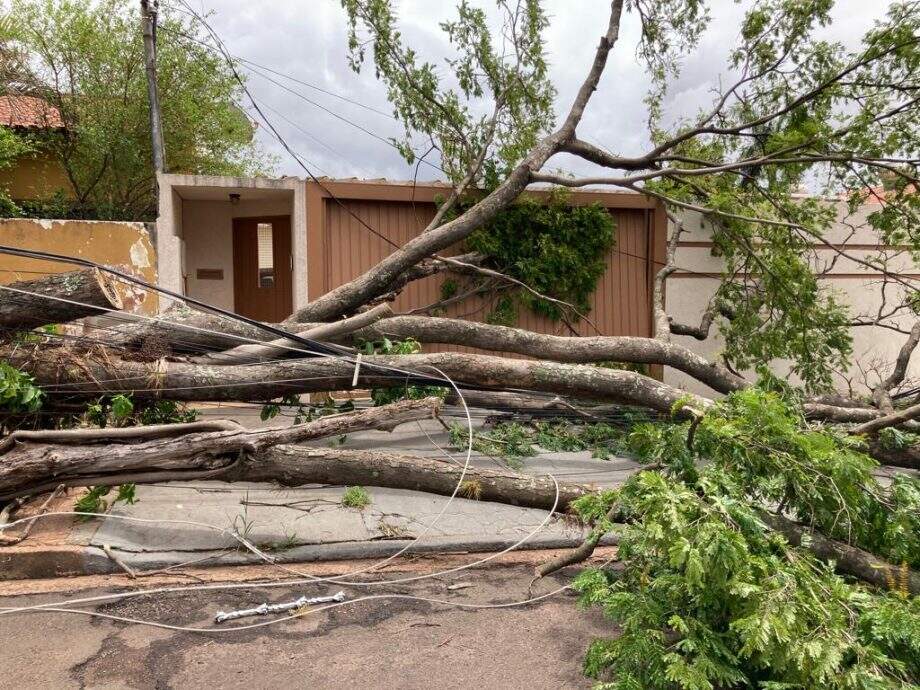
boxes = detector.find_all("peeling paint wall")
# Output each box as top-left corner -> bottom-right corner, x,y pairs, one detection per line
0,218 -> 158,313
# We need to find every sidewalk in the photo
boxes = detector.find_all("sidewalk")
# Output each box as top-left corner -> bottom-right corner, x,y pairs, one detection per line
2,415 -> 640,579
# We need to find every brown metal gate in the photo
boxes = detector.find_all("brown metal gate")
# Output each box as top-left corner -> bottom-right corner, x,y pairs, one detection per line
305,180 -> 666,359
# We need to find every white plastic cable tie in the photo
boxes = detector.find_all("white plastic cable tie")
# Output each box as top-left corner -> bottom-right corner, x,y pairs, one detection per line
215,590 -> 346,624
351,352 -> 363,387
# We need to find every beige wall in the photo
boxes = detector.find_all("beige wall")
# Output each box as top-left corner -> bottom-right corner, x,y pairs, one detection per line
0,151 -> 73,201
156,174 -> 305,314
0,217 -> 157,313
664,201 -> 919,397
182,197 -> 293,311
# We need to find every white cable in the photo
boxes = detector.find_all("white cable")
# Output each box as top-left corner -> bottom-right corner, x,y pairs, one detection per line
0,284 -> 574,626
0,586 -> 572,633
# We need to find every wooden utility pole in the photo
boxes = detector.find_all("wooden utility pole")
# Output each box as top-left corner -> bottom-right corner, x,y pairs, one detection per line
140,0 -> 166,177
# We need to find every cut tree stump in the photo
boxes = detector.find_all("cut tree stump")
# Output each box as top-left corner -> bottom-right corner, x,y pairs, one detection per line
0,268 -> 123,331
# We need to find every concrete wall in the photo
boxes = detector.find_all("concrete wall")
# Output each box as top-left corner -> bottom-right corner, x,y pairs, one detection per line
0,151 -> 73,201
156,174 -> 304,314
182,197 -> 293,311
0,217 -> 157,313
664,200 -> 919,397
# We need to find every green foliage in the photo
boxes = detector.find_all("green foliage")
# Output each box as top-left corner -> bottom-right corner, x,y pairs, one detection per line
0,125 -> 34,215
878,427 -> 918,452
109,393 -> 134,421
86,394 -> 197,428
574,389 -> 920,688
464,192 -> 616,321
341,0 -> 555,186
0,361 -> 43,413
74,483 -> 137,520
260,394 -> 354,424
439,278 -> 459,301
595,360 -> 651,377
448,420 -> 633,468
137,400 -> 199,426
632,0 -> 920,390
8,0 -> 272,220
341,486 -> 371,510
485,294 -> 518,326
355,337 -> 447,406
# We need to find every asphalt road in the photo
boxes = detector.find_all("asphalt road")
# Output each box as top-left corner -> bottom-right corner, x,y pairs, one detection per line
1,562 -> 613,690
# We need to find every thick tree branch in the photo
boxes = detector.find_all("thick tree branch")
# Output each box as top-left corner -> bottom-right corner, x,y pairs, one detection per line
333,316 -> 746,394
287,1 -> 626,324
0,269 -> 122,331
760,512 -> 920,596
871,321 -> 920,413
852,401 -> 920,436
188,304 -> 392,365
13,346 -> 710,414
0,397 -> 442,500
653,215 -> 684,340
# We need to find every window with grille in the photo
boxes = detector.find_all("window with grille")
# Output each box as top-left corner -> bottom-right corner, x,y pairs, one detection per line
256,222 -> 274,287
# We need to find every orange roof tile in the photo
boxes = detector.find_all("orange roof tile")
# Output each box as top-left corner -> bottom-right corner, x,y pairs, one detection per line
0,95 -> 64,129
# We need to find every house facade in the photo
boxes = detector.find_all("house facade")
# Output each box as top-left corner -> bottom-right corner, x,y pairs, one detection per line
155,173 -> 669,348
665,199 -> 920,396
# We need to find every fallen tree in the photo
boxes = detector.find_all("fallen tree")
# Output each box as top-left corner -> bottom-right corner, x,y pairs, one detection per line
1,395 -> 915,599
0,268 -> 122,330
3,0 -> 920,686
10,346 -> 711,413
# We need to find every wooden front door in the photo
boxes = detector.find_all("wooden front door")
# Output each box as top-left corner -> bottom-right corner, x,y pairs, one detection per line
232,215 -> 293,321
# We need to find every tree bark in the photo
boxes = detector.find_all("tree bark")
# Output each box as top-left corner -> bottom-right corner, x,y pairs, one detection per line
0,269 -> 123,331
188,304 -> 391,365
851,401 -> 920,436
0,398 -> 593,510
14,346 -> 711,414
246,446 -> 591,511
0,397 -> 441,500
101,304 -> 273,354
102,312 -> 746,395
760,512 -> 920,595
802,402 -> 920,431
862,438 -> 920,470
347,316 -> 746,394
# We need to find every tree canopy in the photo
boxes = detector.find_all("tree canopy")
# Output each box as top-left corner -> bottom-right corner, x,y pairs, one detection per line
5,0 -> 272,219
340,0 -> 920,393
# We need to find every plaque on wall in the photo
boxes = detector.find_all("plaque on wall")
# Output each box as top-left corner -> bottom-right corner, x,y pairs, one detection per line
196,268 -> 224,280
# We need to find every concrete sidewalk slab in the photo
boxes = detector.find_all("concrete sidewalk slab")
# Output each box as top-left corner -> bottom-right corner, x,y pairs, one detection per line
2,414 -> 639,579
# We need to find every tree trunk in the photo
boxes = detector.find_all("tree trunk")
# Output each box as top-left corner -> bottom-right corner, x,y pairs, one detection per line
14,346 -> 710,414
346,316 -> 747,394
0,269 -> 122,331
0,406 -> 593,511
802,402 -> 920,431
862,438 -> 920,471
0,397 -> 441,500
760,512 -> 920,595
189,304 -> 391,365
246,446 -> 591,511
99,311 -> 746,395
101,304 -> 274,355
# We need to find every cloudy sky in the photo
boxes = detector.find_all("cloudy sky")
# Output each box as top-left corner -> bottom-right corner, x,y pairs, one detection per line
183,0 -> 886,182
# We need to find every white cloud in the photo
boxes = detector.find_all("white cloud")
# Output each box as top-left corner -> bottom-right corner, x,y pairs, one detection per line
193,0 -> 887,181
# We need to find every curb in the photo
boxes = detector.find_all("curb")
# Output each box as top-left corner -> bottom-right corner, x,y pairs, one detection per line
1,533 -> 618,581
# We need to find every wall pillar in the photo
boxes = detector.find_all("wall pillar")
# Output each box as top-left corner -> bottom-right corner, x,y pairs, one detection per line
155,174 -> 184,311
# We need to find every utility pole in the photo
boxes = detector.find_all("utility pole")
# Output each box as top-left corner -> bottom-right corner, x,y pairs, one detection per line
140,0 -> 166,178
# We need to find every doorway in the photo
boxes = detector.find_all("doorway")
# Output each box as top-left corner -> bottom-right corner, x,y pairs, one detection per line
232,215 -> 293,321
